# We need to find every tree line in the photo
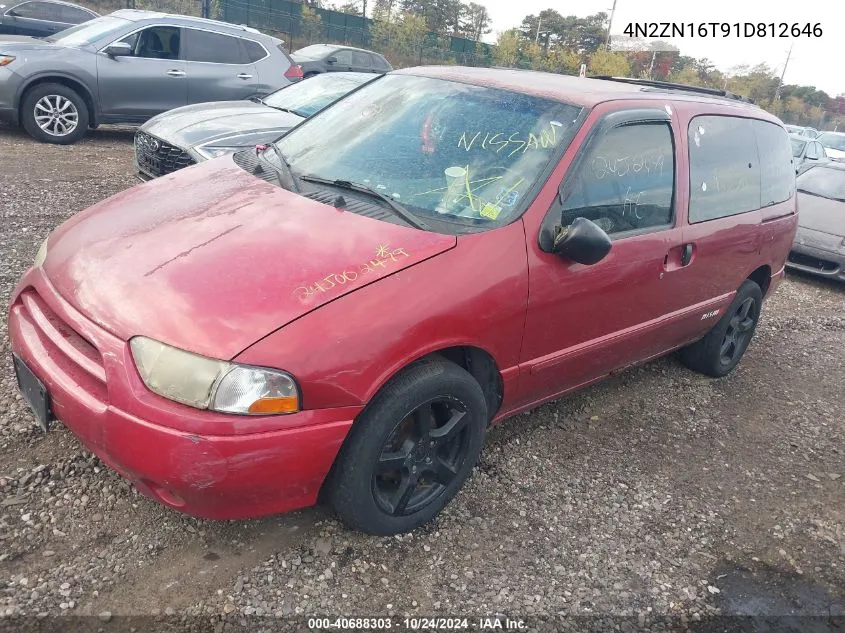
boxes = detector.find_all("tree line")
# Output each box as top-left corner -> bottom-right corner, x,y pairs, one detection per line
291,1 -> 845,129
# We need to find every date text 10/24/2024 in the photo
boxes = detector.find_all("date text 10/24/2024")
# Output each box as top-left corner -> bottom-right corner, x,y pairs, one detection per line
308,617 -> 528,630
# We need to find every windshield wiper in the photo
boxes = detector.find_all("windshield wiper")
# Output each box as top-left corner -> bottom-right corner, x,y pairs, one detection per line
300,175 -> 428,230
267,144 -> 299,193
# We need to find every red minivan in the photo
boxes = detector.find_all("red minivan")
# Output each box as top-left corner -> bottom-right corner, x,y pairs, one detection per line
8,68 -> 797,535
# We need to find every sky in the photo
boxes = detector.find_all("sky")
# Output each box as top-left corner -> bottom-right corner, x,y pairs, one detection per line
479,0 -> 845,97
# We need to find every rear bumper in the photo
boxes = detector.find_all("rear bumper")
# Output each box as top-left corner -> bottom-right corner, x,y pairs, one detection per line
8,269 -> 358,519
786,244 -> 845,282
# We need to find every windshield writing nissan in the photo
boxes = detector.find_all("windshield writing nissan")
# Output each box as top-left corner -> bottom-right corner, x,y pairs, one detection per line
268,74 -> 581,228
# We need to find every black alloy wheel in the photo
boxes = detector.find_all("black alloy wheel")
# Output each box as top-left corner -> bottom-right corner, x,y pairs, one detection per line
719,296 -> 757,367
372,397 -> 470,516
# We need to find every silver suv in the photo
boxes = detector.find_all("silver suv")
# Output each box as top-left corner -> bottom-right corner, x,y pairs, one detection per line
0,9 -> 300,144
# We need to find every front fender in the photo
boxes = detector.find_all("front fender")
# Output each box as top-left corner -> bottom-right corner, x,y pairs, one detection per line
234,222 -> 529,411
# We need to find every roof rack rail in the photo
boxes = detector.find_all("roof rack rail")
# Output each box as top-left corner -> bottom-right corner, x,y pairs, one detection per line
591,76 -> 754,104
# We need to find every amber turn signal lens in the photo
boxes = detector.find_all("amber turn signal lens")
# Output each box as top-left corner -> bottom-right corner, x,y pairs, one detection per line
0,56 -> 16,67
247,396 -> 299,415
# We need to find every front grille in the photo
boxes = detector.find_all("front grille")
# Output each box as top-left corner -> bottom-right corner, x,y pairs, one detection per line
18,290 -> 108,402
135,131 -> 195,178
788,250 -> 839,273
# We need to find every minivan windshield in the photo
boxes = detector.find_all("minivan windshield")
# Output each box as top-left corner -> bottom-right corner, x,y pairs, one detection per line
263,72 -> 371,118
817,132 -> 845,152
46,16 -> 130,46
796,165 -> 845,202
269,74 -> 581,228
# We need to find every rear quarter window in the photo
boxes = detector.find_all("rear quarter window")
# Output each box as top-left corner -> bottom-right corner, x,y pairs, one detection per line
753,120 -> 794,206
243,39 -> 267,62
688,115 -> 760,223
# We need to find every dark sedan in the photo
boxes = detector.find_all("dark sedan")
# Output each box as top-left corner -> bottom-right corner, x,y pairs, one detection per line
135,71 -> 374,179
291,43 -> 391,77
0,0 -> 96,37
787,162 -> 845,282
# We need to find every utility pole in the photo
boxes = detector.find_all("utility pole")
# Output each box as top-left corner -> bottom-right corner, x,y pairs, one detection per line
605,0 -> 617,50
773,41 -> 794,102
535,16 -> 542,43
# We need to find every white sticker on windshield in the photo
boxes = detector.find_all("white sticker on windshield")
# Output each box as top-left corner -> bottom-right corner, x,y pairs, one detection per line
698,125 -> 706,135
693,131 -> 701,147
701,182 -> 708,192
550,121 -> 563,127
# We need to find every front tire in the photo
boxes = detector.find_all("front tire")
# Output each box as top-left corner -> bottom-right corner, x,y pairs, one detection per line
679,279 -> 763,377
327,359 -> 488,535
21,83 -> 89,145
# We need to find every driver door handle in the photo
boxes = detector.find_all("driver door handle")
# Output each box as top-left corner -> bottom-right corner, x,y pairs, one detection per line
166,69 -> 186,77
237,73 -> 253,79
680,243 -> 694,266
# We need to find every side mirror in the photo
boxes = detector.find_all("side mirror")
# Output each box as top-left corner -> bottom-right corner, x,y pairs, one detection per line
552,216 -> 612,265
326,56 -> 338,64
103,41 -> 132,58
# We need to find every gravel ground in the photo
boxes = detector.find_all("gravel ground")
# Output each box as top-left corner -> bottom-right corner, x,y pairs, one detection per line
0,123 -> 844,632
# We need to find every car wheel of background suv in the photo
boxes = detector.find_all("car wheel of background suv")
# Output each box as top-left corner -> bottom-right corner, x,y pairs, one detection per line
21,83 -> 89,145
679,279 -> 763,377
327,358 -> 488,535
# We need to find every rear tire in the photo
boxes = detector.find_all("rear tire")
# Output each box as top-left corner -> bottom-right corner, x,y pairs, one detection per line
679,279 -> 763,377
21,83 -> 89,145
327,359 -> 487,535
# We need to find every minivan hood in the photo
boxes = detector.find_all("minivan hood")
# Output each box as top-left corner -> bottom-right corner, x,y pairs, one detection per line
797,192 -> 845,237
42,158 -> 457,359
141,101 -> 304,150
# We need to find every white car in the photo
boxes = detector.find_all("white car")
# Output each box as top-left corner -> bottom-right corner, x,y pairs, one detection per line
785,124 -> 818,138
817,131 -> 845,161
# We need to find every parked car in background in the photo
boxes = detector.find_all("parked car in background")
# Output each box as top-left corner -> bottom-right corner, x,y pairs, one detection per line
0,0 -> 96,37
8,70 -> 796,535
790,133 -> 829,174
787,162 -> 845,282
134,71 -> 374,179
291,43 -> 391,77
785,124 -> 818,138
0,10 -> 301,144
817,131 -> 845,161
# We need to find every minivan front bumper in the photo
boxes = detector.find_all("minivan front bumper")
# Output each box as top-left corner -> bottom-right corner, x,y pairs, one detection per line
8,268 -> 359,519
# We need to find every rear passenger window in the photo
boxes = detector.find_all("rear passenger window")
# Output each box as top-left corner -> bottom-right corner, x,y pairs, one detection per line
688,116 -> 760,222
183,29 -> 245,64
753,120 -> 794,206
561,123 -> 675,236
243,39 -> 267,63
353,51 -> 371,67
58,4 -> 93,23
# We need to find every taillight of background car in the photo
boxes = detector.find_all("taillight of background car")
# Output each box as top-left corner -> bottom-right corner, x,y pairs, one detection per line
285,64 -> 304,81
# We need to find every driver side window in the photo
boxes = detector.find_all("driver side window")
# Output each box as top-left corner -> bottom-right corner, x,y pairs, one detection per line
120,26 -> 181,60
562,123 -> 675,236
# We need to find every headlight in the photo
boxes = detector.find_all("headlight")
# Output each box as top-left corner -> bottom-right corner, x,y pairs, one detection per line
130,337 -> 299,415
34,237 -> 48,268
194,145 -> 245,160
